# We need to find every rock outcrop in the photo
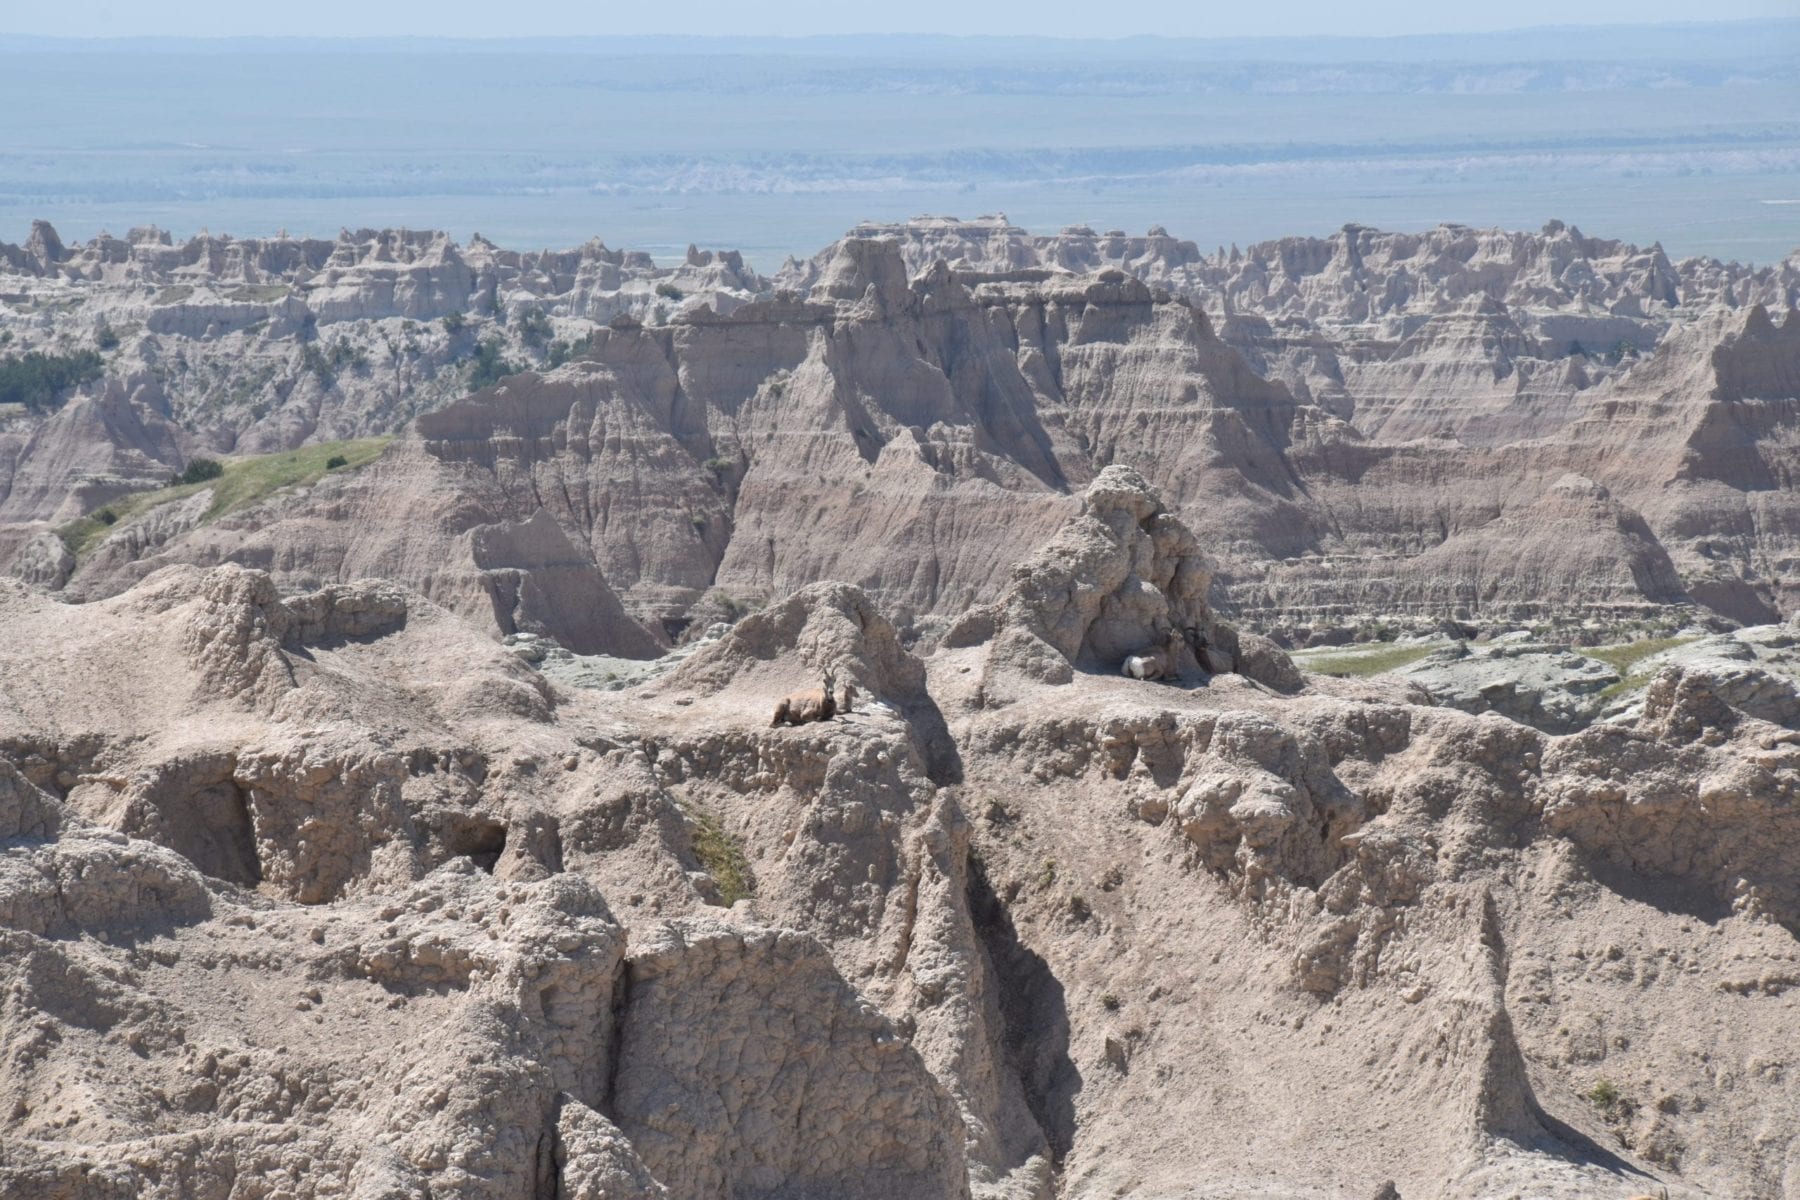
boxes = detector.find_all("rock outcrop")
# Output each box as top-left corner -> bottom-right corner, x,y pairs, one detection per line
2,535 -> 1798,1196
7,218 -> 1800,642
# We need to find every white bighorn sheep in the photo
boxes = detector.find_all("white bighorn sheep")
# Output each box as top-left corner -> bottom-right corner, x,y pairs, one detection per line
772,670 -> 838,726
1121,628 -> 1191,682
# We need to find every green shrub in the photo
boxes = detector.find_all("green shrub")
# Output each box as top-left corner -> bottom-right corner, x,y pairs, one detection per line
441,310 -> 467,334
467,338 -> 517,391
0,349 -> 104,411
1586,1080 -> 1622,1110
171,457 -> 224,486
95,320 -> 120,351
96,507 -> 117,526
324,454 -> 349,470
516,305 -> 553,348
300,343 -> 334,385
655,281 -> 684,300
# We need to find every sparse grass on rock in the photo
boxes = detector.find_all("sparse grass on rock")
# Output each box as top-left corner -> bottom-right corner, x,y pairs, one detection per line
58,436 -> 391,558
686,804 -> 754,905
1583,635 -> 1700,700
1296,643 -> 1438,678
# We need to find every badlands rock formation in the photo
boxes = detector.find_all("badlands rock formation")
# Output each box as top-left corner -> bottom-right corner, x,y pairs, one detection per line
0,223 -> 763,560
7,216 -> 1800,641
3,469 -> 1798,1198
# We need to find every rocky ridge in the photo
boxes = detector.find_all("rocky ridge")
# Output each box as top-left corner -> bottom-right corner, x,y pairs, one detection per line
4,469 -> 1798,1198
5,217 -> 1800,642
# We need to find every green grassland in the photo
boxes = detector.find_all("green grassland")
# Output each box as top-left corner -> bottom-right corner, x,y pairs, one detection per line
59,436 -> 391,558
1582,635 -> 1700,700
1295,643 -> 1439,678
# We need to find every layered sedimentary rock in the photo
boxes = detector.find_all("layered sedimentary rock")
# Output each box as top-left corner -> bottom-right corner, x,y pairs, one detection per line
6,217 -> 1800,641
0,224 -> 766,554
53,243 -> 1303,644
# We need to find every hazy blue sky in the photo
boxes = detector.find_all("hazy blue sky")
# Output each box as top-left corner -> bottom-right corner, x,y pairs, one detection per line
9,0 -> 1796,38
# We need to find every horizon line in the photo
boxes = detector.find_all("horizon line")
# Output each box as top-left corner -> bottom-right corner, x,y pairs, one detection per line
4,16 -> 1797,46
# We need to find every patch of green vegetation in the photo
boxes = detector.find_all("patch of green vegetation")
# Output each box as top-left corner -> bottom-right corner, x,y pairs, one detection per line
1585,1079 -> 1622,1110
94,319 -> 120,351
441,310 -> 466,334
226,284 -> 290,303
1582,635 -> 1698,676
1583,635 -> 1701,702
1298,643 -> 1437,679
0,349 -> 104,411
686,804 -> 754,906
466,337 -> 517,391
324,454 -> 349,470
655,281 -> 684,300
153,284 -> 195,306
545,336 -> 589,369
170,457 -> 224,486
516,305 -> 553,348
300,338 -> 368,386
57,436 -> 392,558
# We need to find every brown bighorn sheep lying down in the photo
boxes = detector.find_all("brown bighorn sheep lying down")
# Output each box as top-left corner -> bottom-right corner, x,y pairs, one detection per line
1122,629 -> 1190,682
839,683 -> 857,714
771,671 -> 837,726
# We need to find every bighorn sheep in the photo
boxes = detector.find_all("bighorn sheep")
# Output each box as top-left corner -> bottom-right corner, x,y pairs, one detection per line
839,682 -> 857,715
772,670 -> 837,726
1122,628 -> 1191,682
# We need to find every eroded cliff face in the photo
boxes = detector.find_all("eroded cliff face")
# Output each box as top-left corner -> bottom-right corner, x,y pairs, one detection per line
7,218 -> 1800,642
0,223 -> 767,542
52,243 -> 1308,644
3,475 -> 1796,1199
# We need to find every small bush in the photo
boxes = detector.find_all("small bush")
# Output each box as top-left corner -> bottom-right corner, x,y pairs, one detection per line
172,457 -> 224,487
1100,992 -> 1121,1011
1586,1080 -> 1622,1110
1068,894 -> 1092,922
466,338 -> 517,391
94,320 -> 120,351
703,455 -> 735,474
441,310 -> 466,334
324,454 -> 349,470
301,343 -> 334,385
96,508 -> 118,526
516,305 -> 553,348
655,281 -> 684,300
